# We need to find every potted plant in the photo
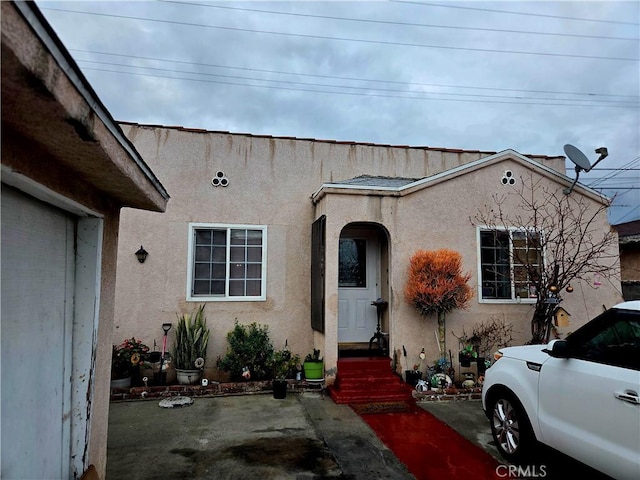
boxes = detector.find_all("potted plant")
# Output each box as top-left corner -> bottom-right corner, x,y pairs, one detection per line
173,304 -> 210,385
302,349 -> 324,380
271,346 -> 300,399
458,344 -> 478,368
111,337 -> 150,388
403,346 -> 426,386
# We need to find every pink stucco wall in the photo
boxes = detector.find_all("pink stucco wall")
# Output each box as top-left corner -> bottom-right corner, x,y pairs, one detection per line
115,124 -> 621,382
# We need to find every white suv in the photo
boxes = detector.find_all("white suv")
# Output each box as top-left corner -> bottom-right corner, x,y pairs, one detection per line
482,301 -> 640,480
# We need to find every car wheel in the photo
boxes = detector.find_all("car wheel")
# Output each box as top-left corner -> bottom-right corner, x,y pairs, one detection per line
488,391 -> 535,463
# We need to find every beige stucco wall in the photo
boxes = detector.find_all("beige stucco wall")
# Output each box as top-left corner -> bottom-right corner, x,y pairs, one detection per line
319,159 -> 622,376
115,125 -> 621,382
2,4 -> 168,477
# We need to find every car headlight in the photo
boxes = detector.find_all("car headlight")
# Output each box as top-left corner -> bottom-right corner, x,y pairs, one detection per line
493,350 -> 503,362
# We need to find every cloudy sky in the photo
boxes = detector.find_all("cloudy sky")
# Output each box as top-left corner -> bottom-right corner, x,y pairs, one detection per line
39,0 -> 639,223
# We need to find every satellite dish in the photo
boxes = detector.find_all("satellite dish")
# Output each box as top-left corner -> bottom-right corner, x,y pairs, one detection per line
562,144 -> 609,195
564,144 -> 591,172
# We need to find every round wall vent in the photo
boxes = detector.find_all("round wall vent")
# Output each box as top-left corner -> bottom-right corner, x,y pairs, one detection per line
212,171 -> 229,187
501,170 -> 516,186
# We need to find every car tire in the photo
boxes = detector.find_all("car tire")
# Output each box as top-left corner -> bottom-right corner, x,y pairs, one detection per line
488,390 -> 535,463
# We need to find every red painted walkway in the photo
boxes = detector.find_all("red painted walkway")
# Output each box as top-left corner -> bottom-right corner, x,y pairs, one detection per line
356,402 -> 501,480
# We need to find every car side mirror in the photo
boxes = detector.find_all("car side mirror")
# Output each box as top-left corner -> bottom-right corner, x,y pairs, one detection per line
544,339 -> 571,358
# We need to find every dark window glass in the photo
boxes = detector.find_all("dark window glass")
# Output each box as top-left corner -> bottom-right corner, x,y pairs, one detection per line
339,238 -> 366,287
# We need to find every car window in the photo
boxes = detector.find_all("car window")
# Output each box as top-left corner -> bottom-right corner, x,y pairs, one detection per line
570,310 -> 640,370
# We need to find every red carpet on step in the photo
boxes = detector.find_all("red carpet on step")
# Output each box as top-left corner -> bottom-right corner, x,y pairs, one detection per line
354,402 -> 501,480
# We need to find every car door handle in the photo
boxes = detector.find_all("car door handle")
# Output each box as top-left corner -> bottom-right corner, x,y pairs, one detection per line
614,390 -> 640,405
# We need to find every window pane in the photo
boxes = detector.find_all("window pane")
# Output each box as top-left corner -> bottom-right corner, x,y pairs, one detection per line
213,230 -> 226,245
247,246 -> 262,262
211,280 -> 225,295
212,246 -> 226,262
194,263 -> 210,279
193,280 -> 210,295
339,239 -> 366,287
480,230 -> 512,299
195,230 -> 211,244
246,280 -> 261,296
230,247 -> 245,262
247,230 -> 262,245
230,230 -> 246,245
230,263 -> 245,279
211,263 -> 226,279
195,246 -> 211,262
229,280 -> 245,296
246,263 -> 261,278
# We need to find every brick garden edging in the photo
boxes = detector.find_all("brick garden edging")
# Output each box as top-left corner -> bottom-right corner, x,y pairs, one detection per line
413,387 -> 483,403
109,379 -> 324,402
110,379 -> 481,402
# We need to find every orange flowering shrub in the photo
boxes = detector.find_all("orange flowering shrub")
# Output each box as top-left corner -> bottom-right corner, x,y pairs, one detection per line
404,249 -> 473,315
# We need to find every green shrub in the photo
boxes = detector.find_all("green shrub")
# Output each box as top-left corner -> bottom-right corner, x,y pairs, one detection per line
216,321 -> 274,381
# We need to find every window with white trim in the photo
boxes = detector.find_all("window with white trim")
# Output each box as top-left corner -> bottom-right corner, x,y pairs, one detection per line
478,228 -> 542,301
187,223 -> 266,301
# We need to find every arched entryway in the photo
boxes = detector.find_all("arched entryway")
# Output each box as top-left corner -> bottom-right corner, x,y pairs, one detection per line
338,222 -> 390,357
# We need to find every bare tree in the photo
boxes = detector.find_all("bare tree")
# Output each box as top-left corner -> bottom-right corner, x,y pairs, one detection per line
473,175 -> 618,344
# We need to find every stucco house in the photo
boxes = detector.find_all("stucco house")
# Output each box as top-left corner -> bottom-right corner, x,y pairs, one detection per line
615,220 -> 640,300
1,2 -> 168,479
114,123 -> 622,384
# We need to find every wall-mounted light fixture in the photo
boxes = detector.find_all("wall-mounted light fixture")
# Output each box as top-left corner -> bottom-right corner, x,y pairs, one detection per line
135,245 -> 148,263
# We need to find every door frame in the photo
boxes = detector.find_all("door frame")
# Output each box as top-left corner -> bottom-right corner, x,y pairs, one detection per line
337,223 -> 389,349
1,172 -> 104,478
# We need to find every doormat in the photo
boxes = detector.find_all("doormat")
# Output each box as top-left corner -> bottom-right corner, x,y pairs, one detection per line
350,401 -> 413,415
354,402 -> 501,479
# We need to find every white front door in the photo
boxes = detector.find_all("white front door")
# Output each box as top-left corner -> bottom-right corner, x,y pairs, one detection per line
338,231 -> 380,343
1,187 -> 75,479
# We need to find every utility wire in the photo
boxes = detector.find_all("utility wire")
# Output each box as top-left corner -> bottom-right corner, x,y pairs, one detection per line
71,49 -> 639,100
79,66 -> 637,108
393,1 -> 640,26
41,8 -> 639,62
74,59 -> 639,107
588,157 -> 640,188
159,0 -> 639,41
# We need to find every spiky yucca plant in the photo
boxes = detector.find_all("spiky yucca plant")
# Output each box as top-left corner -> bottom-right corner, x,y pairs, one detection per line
173,304 -> 210,370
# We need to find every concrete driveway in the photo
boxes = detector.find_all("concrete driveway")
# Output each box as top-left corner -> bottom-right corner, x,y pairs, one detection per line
106,394 -> 612,479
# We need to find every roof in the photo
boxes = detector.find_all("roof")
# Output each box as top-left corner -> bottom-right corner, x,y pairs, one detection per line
614,220 -> 640,245
119,122 -> 563,162
614,220 -> 640,237
311,149 -> 610,205
2,2 -> 169,212
334,175 -> 420,188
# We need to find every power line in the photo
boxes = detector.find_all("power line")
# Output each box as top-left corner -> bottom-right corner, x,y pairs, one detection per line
71,49 -> 639,100
74,58 -> 639,107
589,157 -> 640,188
41,8 -> 639,62
159,0 -> 639,42
393,1 -> 640,26
79,66 -> 638,109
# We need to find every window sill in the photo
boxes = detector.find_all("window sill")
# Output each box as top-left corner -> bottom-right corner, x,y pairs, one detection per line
478,298 -> 537,304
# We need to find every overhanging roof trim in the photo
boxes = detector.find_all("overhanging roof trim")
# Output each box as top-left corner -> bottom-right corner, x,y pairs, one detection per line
15,1 -> 169,202
312,149 -> 610,204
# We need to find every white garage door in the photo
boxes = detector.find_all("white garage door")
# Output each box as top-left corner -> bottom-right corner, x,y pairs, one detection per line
1,186 -> 75,479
